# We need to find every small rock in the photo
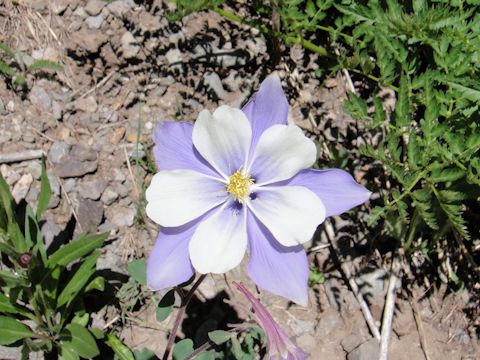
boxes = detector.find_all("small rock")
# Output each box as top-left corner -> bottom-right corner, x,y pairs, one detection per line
55,160 -> 98,178
0,98 -> 6,115
12,174 -> 33,202
26,162 -> 42,179
63,178 -> 76,193
203,72 -> 226,99
47,174 -> 60,195
109,126 -> 126,144
74,95 -> 98,113
106,204 -> 135,227
165,48 -> 182,64
29,85 -> 52,113
341,333 -> 365,353
86,14 -> 104,29
51,101 -> 63,120
112,168 -> 126,182
347,339 -> 379,360
6,100 -> 15,112
56,125 -> 70,140
71,144 -> 97,162
48,141 -> 70,164
101,187 -> 119,205
290,319 -> 315,336
51,0 -> 69,14
355,268 -> 388,299
138,11 -> 162,33
106,0 -> 134,17
71,28 -> 107,53
31,47 -> 60,62
296,334 -> 316,353
73,6 -> 88,18
316,309 -> 343,337
121,31 -> 140,59
0,130 -> 11,143
76,199 -> 104,231
111,182 -> 129,198
78,178 -> 107,200
41,220 -> 62,248
85,0 -> 105,15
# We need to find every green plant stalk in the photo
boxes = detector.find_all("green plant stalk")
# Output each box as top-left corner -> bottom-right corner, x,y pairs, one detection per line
212,6 -> 403,92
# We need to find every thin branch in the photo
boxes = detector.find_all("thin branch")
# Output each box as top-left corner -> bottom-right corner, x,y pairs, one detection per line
162,274 -> 207,360
0,149 -> 45,164
379,258 -> 401,360
324,220 -> 381,341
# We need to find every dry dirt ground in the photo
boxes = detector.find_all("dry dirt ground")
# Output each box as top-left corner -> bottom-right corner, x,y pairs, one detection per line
0,1 -> 478,359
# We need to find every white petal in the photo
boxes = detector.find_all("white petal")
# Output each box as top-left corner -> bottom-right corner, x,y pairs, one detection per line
145,170 -> 227,227
189,203 -> 247,274
248,186 -> 326,247
192,105 -> 252,178
248,125 -> 316,185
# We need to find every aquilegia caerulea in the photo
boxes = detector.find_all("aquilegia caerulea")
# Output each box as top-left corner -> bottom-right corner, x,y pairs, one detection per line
146,74 -> 370,305
234,281 -> 308,360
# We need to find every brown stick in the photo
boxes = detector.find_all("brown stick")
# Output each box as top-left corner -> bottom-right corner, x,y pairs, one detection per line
0,149 -> 45,164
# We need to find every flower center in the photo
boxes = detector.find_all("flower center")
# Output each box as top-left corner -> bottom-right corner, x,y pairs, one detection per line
226,170 -> 254,203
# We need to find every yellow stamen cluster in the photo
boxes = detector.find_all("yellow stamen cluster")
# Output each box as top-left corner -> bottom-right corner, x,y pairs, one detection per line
226,170 -> 254,203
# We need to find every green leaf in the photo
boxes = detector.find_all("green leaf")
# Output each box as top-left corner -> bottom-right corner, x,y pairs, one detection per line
61,324 -> 100,359
0,292 -> 34,319
0,174 -> 26,252
27,59 -> 63,72
0,42 -> 15,59
60,343 -> 80,360
194,352 -> 215,360
47,232 -> 107,268
84,276 -> 105,292
0,316 -> 36,345
394,75 -> 410,127
407,133 -> 421,170
156,289 -> 175,322
208,330 -> 231,345
430,167 -> 465,182
172,339 -> 194,360
106,333 -> 135,360
127,259 -> 147,285
342,92 -> 369,121
36,158 -> 51,220
57,250 -> 100,308
133,348 -> 157,360
0,269 -> 29,287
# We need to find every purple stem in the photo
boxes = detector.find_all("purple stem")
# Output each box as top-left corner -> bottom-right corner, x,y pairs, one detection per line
162,274 -> 207,360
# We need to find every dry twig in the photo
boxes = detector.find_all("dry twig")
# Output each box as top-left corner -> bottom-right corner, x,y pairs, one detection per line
379,258 -> 401,360
324,220 -> 381,341
0,149 -> 45,164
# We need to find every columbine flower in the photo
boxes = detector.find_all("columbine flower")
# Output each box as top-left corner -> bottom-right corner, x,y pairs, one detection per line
146,74 -> 370,305
234,281 -> 307,360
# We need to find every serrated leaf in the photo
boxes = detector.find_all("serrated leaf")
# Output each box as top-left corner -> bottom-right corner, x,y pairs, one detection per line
407,133 -> 421,170
394,75 -> 410,126
342,92 -> 370,121
106,333 -> 135,360
208,330 -> 231,345
0,316 -> 36,345
430,167 -> 465,182
27,59 -> 63,72
0,42 -> 15,59
127,259 -> 147,285
61,324 -> 99,359
47,232 -> 107,268
156,289 -> 175,322
172,339 -> 194,360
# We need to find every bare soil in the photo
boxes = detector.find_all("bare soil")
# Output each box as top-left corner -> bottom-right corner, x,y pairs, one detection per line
0,1 -> 478,359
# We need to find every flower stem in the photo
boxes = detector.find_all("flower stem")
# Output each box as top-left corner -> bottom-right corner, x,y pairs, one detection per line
162,274 -> 207,360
